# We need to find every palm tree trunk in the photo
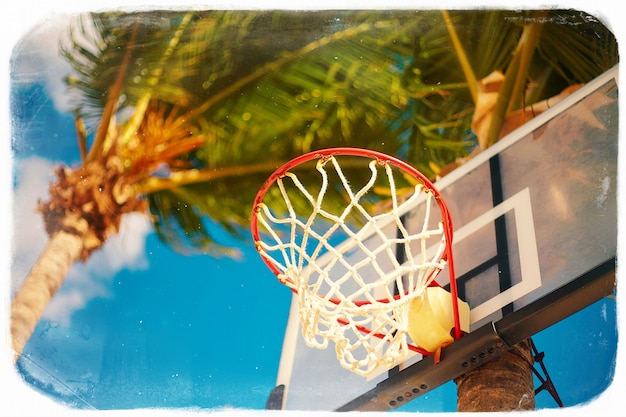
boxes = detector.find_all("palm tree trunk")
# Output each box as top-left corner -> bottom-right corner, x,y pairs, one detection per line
455,340 -> 535,411
10,222 -> 87,363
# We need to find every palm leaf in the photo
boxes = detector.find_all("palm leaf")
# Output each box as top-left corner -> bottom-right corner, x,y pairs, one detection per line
62,11 -> 256,130
62,9 -> 618,254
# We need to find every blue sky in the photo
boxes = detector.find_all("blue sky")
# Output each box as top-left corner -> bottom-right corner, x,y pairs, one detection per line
2,3 -> 625,417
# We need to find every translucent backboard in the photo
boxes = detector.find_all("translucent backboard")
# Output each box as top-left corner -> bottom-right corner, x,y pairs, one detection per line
271,65 -> 618,411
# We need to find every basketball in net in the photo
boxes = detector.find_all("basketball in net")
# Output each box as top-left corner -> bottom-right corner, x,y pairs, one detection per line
251,148 -> 468,376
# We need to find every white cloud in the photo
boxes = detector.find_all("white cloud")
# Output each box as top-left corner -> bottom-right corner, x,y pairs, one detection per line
41,288 -> 87,326
11,13 -> 82,113
46,212 -> 152,326
11,156 -> 56,293
12,156 -> 153,326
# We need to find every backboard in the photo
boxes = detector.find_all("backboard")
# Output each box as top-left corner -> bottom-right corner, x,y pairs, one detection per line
268,65 -> 618,411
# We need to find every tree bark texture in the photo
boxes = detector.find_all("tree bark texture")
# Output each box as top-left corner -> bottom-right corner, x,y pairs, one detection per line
10,227 -> 86,362
455,340 -> 535,411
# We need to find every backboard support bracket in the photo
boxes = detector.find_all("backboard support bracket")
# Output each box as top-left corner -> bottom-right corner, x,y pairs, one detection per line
335,257 -> 616,412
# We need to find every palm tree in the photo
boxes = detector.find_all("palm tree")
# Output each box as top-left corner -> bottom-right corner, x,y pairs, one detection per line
456,340 -> 536,411
11,9 -> 617,412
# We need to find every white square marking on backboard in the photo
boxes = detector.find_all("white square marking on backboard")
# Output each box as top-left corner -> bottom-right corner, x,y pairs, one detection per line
452,187 -> 542,324
362,187 -> 543,378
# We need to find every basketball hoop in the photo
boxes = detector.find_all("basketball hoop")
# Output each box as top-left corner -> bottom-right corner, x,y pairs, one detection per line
251,148 -> 467,376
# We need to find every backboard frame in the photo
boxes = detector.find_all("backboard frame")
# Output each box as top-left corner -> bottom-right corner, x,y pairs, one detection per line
336,257 -> 615,411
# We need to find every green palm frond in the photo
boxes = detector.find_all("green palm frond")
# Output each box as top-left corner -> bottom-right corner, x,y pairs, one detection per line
538,12 -> 618,85
194,18 -> 415,148
62,11 -> 257,130
62,9 -> 618,255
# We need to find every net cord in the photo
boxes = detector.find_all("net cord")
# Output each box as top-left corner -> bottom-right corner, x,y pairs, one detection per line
252,148 -> 461,376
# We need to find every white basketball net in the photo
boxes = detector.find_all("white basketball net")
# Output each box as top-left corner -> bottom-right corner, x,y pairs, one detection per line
254,155 -> 449,376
